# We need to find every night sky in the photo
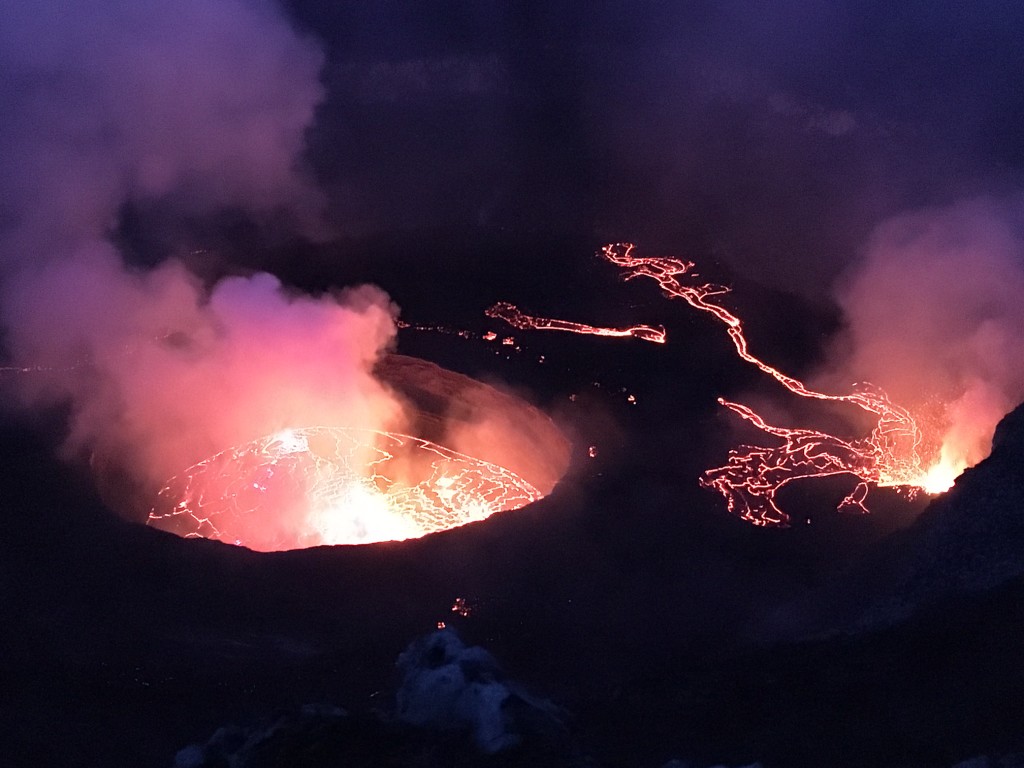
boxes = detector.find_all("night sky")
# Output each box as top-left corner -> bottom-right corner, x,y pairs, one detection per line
286,0 -> 1024,289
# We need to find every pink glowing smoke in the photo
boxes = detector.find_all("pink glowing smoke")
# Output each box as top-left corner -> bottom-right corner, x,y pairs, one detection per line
0,0 -> 408,506
821,197 -> 1024,481
4,248 -> 403,492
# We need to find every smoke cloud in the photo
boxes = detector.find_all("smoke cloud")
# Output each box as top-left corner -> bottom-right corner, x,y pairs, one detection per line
820,197 -> 1024,473
3,0 -> 1021,521
5,246 -> 402,492
0,0 -> 328,257
0,0 -> 406,509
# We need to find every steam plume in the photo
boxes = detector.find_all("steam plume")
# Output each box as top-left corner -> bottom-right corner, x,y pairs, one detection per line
822,197 -> 1024,473
0,0 -> 405,504
0,0 -> 327,257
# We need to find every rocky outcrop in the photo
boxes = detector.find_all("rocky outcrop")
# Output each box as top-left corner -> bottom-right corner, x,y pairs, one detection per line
784,400 -> 1024,635
171,629 -> 574,768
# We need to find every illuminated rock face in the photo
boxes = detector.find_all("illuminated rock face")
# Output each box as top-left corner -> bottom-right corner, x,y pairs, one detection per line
147,427 -> 543,551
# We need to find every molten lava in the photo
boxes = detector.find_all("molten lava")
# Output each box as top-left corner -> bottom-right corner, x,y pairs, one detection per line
486,301 -> 666,344
147,427 -> 542,551
597,243 -> 959,526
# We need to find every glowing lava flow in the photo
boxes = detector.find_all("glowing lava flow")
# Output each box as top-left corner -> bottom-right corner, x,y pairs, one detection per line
147,427 -> 542,551
486,301 -> 666,344
599,243 -> 952,527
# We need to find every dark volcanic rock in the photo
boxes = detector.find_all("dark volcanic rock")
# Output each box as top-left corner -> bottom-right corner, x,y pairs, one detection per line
171,630 -> 577,768
395,629 -> 566,754
780,399 -> 1024,635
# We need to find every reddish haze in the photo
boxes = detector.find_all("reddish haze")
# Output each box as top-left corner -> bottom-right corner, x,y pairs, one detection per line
0,0 -> 565,548
4,247 -> 403,494
821,198 -> 1024,487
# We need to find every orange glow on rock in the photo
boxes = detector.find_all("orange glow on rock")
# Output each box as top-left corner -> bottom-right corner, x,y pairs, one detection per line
917,458 -> 961,495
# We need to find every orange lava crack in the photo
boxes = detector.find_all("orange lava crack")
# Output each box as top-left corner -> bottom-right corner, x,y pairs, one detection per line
485,301 -> 666,344
148,427 -> 542,550
600,243 -> 937,527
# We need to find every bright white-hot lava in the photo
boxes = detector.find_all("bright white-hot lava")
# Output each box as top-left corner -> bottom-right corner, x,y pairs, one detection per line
148,426 -> 543,551
918,460 -> 960,495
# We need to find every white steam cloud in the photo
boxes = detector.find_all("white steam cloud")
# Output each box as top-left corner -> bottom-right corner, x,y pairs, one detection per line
0,0 -> 406,509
